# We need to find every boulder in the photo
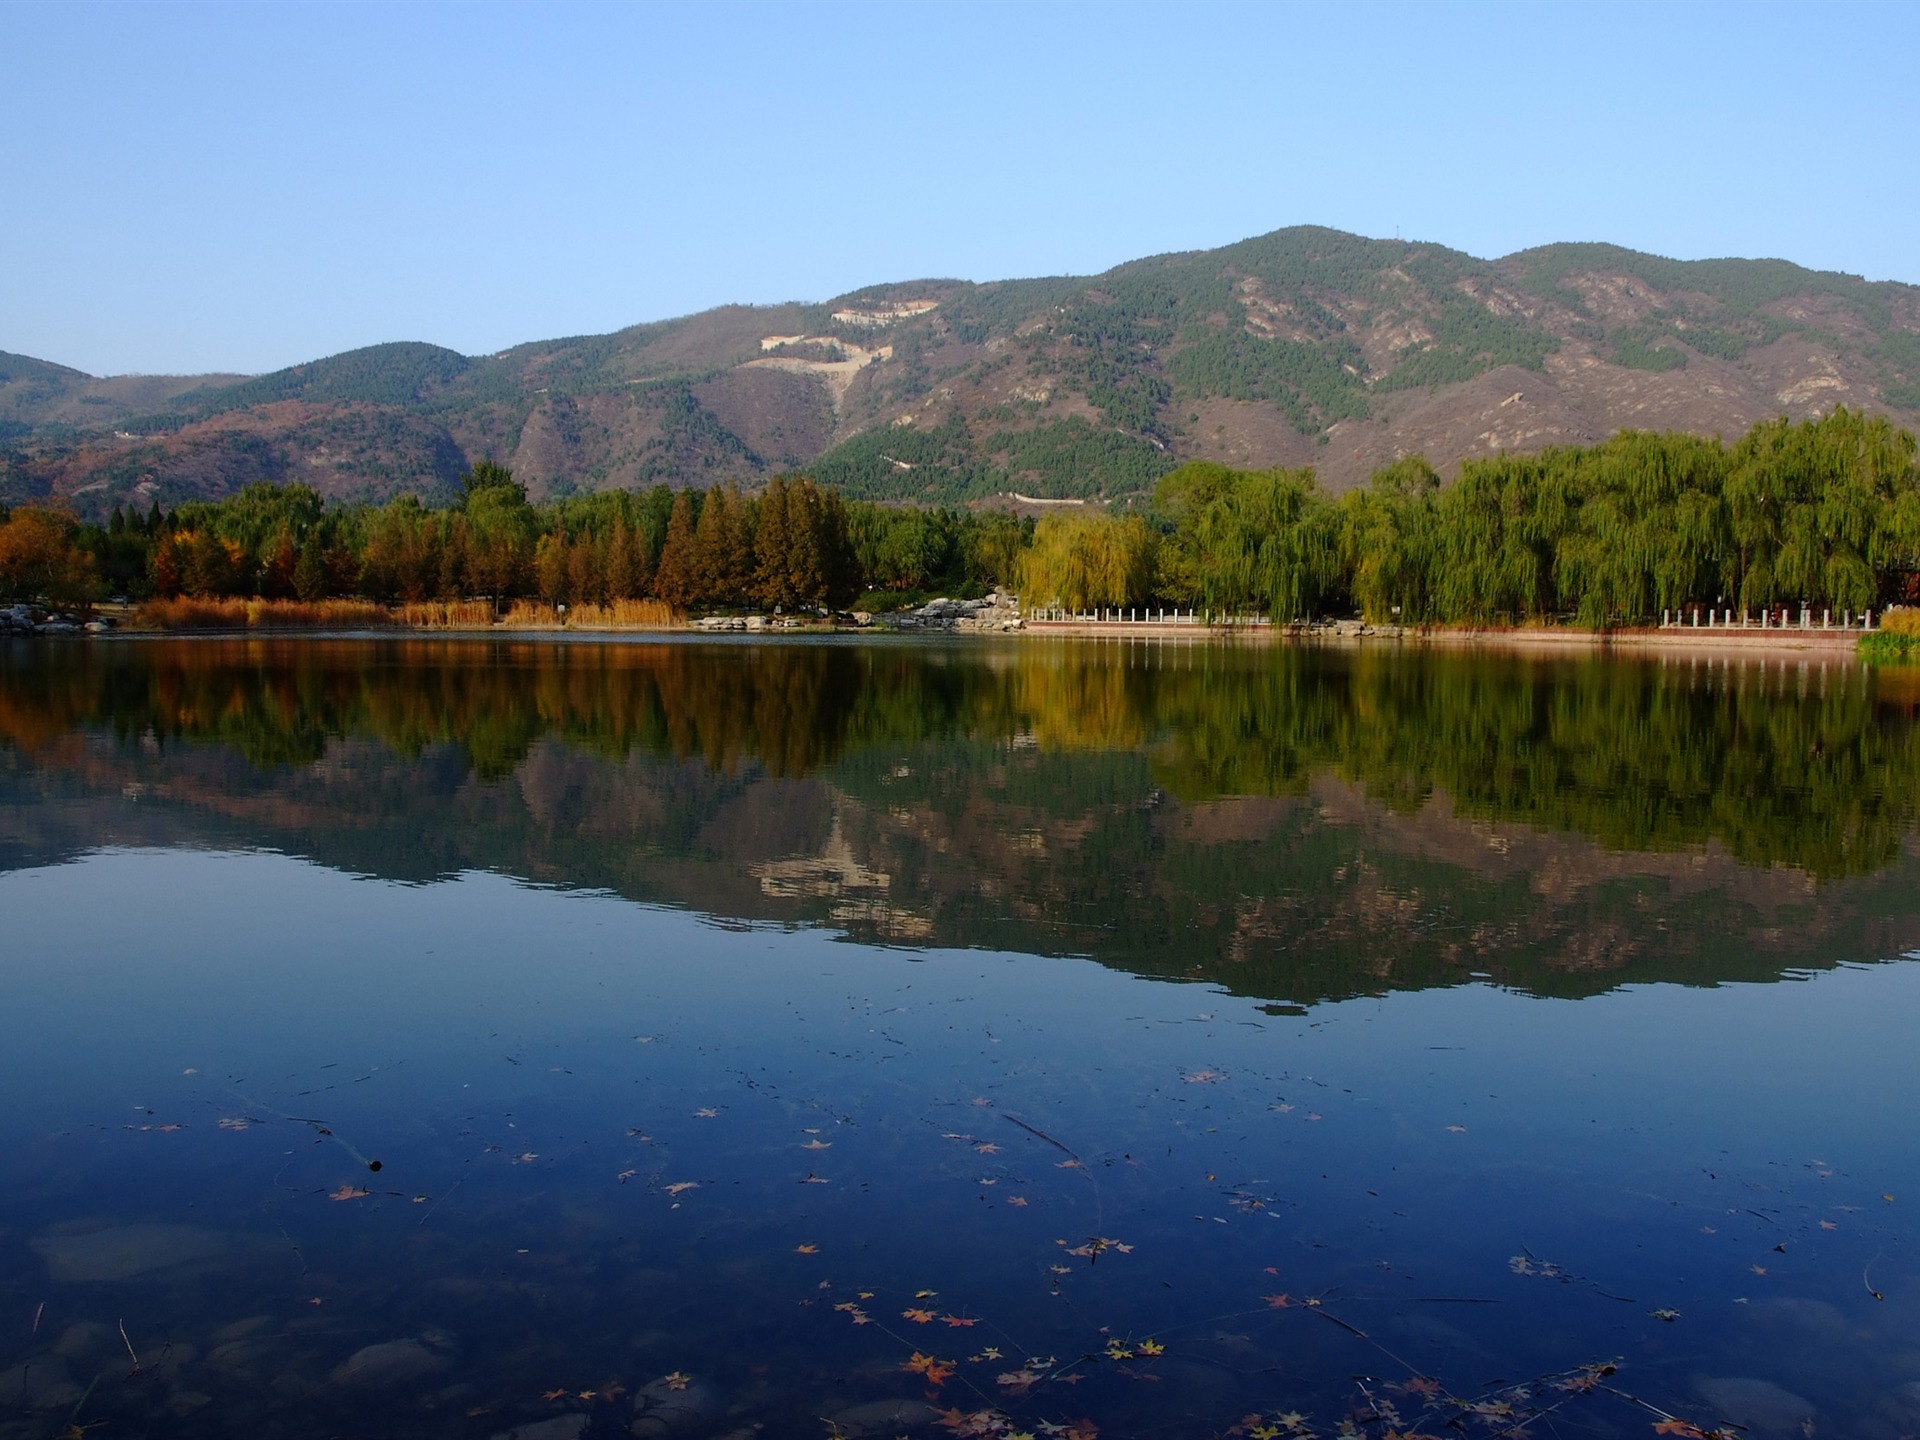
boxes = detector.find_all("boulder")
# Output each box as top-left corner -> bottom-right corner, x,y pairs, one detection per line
628,1373 -> 724,1437
1695,1376 -> 1817,1438
0,1357 -> 83,1411
491,1416 -> 590,1440
31,1223 -> 235,1283
827,1398 -> 941,1436
330,1337 -> 451,1389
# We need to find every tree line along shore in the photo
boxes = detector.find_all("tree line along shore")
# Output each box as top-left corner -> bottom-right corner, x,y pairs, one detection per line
2,409 -> 1919,646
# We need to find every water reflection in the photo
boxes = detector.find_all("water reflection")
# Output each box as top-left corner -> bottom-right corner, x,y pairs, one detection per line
5,635 -> 1920,1004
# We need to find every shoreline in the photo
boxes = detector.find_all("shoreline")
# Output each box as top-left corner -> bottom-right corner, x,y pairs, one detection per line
1023,619 -> 1870,659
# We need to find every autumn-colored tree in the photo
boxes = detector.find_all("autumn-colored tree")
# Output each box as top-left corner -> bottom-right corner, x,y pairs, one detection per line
182,531 -> 246,598
294,536 -> 329,601
534,532 -> 570,604
0,507 -> 98,609
692,485 -> 751,608
753,477 -> 795,609
150,530 -> 186,598
567,533 -> 605,606
606,514 -> 647,600
261,528 -> 299,600
438,515 -> 469,600
652,490 -> 698,609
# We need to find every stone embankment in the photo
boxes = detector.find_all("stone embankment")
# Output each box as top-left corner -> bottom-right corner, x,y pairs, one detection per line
1,604 -> 112,636
877,592 -> 1023,633
689,593 -> 1025,634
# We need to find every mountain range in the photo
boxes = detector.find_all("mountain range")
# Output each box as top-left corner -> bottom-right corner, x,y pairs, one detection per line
5,226 -> 1918,518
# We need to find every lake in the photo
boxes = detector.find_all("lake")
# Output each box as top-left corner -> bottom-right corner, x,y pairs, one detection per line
3,635 -> 1920,1440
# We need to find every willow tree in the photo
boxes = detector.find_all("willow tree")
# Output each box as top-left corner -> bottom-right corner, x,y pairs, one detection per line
1554,431 -> 1729,626
1153,461 -> 1333,619
1727,409 -> 1917,612
1336,456 -> 1440,624
1432,454 -> 1571,623
1018,512 -> 1156,612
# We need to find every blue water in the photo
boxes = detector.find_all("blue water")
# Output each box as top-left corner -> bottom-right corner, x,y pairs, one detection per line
3,638 -> 1919,1440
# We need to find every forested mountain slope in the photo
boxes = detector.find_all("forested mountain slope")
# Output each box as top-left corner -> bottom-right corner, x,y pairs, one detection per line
6,227 -> 1918,517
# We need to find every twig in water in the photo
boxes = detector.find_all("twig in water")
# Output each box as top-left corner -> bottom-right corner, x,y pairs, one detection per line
117,1319 -> 141,1374
1001,1112 -> 1079,1159
32,1301 -> 44,1336
1865,1253 -> 1886,1301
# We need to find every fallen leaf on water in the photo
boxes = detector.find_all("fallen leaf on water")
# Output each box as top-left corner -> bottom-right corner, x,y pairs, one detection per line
693,1108 -> 719,1119
803,1139 -> 831,1150
542,1388 -> 569,1401
976,1143 -> 1002,1154
904,1308 -> 937,1324
1750,1264 -> 1768,1276
663,1181 -> 699,1196
1136,1338 -> 1163,1355
1820,1220 -> 1837,1230
662,1371 -> 691,1391
1183,1069 -> 1224,1084
218,1118 -> 251,1131
795,1244 -> 819,1254
800,1173 -> 830,1185
1262,1293 -> 1293,1308
329,1185 -> 370,1201
1651,1308 -> 1682,1322
942,1315 -> 978,1328
1445,1125 -> 1467,1133
904,1352 -> 955,1387
1008,1195 -> 1029,1207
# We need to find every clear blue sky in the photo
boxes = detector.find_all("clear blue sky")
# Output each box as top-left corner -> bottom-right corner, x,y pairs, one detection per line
6,0 -> 1917,377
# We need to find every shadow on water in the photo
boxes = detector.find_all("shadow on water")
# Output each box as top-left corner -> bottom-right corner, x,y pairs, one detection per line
6,637 -> 1920,1004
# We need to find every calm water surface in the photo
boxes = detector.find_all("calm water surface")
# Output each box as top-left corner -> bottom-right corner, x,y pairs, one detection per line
4,636 -> 1920,1440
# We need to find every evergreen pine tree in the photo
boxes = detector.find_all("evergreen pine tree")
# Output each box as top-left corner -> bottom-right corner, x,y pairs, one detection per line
294,536 -> 328,601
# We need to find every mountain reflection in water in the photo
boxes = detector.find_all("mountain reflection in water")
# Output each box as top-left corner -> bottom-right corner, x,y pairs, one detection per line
6,636 -> 1918,1004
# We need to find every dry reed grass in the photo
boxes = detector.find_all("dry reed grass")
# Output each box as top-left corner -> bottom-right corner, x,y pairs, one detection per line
392,600 -> 496,628
134,595 -> 684,632
134,597 -> 395,630
492,598 -> 683,629
1878,606 -> 1920,637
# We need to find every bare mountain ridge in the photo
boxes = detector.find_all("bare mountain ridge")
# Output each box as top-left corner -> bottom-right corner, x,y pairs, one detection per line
4,227 -> 1918,517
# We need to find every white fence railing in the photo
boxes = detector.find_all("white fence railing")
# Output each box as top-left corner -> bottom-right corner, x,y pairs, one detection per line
1661,606 -> 1875,631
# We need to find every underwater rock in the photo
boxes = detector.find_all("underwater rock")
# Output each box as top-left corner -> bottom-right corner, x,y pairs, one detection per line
30,1223 -> 235,1283
491,1416 -> 590,1440
1696,1376 -> 1817,1438
330,1337 -> 450,1389
628,1373 -> 724,1437
826,1398 -> 940,1435
0,1357 -> 83,1411
50,1321 -> 116,1363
